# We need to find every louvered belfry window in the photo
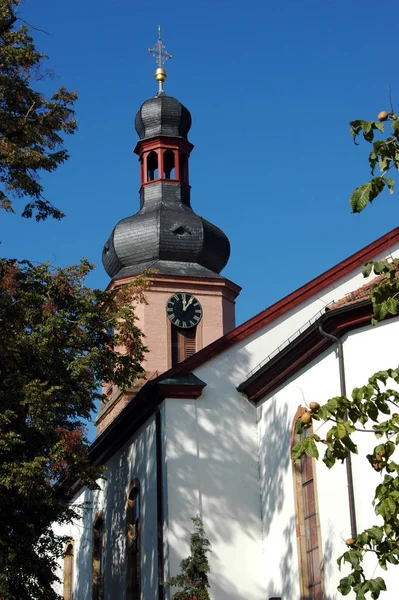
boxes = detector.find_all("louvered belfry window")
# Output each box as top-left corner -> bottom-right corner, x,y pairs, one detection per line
171,325 -> 197,366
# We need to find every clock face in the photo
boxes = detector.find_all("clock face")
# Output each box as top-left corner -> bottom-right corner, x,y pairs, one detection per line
166,293 -> 202,329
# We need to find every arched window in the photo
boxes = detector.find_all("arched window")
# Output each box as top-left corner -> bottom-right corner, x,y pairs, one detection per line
126,480 -> 141,600
63,540 -> 74,600
147,151 -> 158,181
163,149 -> 175,179
292,409 -> 324,600
92,513 -> 105,600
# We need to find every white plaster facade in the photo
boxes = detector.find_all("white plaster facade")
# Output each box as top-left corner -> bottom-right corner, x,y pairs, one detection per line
257,318 -> 399,599
57,235 -> 399,599
54,417 -> 159,599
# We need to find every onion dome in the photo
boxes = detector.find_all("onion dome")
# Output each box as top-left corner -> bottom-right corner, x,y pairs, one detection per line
135,96 -> 191,141
102,182 -> 230,280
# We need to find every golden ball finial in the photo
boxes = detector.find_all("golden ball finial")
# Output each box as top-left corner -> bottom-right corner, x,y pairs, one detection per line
155,67 -> 167,83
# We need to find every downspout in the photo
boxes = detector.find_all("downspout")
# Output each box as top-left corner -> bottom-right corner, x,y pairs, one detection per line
156,406 -> 165,600
317,324 -> 358,539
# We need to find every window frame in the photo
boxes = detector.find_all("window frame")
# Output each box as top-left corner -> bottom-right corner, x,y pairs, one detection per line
291,407 -> 325,600
92,512 -> 105,600
126,479 -> 141,600
63,539 -> 74,600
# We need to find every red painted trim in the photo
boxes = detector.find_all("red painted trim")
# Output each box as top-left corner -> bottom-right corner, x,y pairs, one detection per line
174,149 -> 180,180
161,227 -> 399,379
134,136 -> 193,156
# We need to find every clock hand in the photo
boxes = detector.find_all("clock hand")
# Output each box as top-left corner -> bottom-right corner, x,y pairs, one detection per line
184,297 -> 194,311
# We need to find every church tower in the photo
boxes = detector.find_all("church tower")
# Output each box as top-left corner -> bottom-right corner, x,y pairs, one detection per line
97,30 -> 240,434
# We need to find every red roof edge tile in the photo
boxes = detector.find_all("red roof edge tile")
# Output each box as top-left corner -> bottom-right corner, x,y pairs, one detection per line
327,275 -> 384,310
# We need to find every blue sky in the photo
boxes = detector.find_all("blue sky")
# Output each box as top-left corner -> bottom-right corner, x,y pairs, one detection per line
3,1 -> 399,322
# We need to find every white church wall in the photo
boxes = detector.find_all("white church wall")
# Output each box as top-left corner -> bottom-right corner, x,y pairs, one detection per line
257,316 -> 399,600
161,246 -> 399,599
54,415 -> 158,600
163,380 -> 265,600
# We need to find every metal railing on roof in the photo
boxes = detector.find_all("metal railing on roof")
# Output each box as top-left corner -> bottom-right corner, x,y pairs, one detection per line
245,303 -> 334,380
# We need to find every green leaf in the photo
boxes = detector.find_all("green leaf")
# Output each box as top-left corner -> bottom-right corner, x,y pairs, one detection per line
377,301 -> 389,321
374,122 -> 385,133
363,121 -> 373,141
323,447 -> 336,469
392,120 -> 399,138
350,178 -> 385,213
383,177 -> 395,194
304,437 -> 319,459
292,440 -> 305,462
366,526 -> 383,543
369,577 -> 387,599
386,297 -> 398,315
373,260 -> 387,274
350,182 -> 373,212
342,435 -> 358,454
337,422 -> 347,439
362,263 -> 373,277
338,576 -> 352,595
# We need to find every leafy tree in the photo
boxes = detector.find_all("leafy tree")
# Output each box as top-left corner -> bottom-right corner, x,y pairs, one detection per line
292,109 -> 399,598
0,0 -> 77,220
166,515 -> 211,600
0,258 -> 147,599
0,3 -> 149,599
349,110 -> 398,214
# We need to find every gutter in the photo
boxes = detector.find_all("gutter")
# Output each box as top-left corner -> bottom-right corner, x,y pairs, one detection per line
317,325 -> 358,538
237,300 -> 372,403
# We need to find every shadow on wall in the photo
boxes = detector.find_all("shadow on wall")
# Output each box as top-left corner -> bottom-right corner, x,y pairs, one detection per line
259,397 -> 295,598
265,517 -> 295,599
259,396 -> 291,537
322,524 -> 336,600
73,420 -> 158,600
164,346 -> 267,599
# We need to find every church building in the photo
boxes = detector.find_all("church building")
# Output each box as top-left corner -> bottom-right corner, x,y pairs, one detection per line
56,32 -> 399,600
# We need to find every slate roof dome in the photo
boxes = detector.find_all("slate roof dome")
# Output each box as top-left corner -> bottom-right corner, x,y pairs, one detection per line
135,95 -> 192,141
102,88 -> 231,281
102,182 -> 230,280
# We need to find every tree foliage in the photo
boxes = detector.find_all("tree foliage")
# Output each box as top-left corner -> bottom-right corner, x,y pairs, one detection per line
292,109 -> 399,599
0,0 -> 77,220
166,515 -> 211,600
349,113 -> 398,214
0,258 -> 148,599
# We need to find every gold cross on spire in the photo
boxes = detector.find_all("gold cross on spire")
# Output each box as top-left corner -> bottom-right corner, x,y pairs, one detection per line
148,25 -> 172,95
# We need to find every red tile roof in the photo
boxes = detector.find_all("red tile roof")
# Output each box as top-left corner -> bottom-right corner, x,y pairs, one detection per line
326,276 -> 383,310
